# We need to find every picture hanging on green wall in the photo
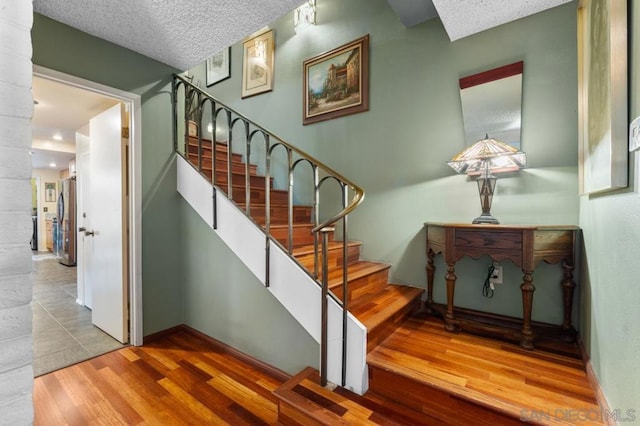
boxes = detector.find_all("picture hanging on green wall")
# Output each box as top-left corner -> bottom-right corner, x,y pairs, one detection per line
242,29 -> 275,98
206,47 -> 230,87
303,34 -> 369,125
577,0 -> 628,194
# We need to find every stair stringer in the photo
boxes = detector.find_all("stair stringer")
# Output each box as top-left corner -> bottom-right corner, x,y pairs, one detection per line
176,155 -> 369,394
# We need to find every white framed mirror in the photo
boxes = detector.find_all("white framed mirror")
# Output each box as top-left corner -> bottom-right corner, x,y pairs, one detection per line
459,61 -> 523,149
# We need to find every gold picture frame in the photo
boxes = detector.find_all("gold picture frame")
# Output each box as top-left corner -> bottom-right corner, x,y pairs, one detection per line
303,35 -> 369,125
577,0 -> 628,194
241,29 -> 275,98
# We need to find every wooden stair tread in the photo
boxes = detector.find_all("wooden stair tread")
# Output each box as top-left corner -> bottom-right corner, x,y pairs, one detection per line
292,241 -> 362,257
350,285 -> 423,332
187,136 -> 227,147
235,202 -> 313,209
366,316 -> 604,426
274,367 -> 410,425
326,261 -> 390,289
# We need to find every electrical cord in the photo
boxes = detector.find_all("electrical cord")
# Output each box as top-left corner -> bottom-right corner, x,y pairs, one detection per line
482,264 -> 495,298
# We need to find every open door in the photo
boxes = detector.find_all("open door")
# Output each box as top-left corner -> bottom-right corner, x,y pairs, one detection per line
76,132 -> 92,308
87,103 -> 128,343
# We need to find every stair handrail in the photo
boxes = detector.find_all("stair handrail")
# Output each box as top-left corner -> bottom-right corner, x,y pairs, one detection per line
173,74 -> 365,387
173,75 -> 364,219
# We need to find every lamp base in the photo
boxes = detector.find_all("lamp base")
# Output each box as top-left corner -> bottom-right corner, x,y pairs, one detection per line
472,213 -> 499,225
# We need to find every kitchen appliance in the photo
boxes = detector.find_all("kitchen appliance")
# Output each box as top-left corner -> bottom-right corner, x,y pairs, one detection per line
57,177 -> 77,266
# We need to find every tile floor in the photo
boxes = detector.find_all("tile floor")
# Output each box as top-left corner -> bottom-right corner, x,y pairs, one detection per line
32,254 -> 126,376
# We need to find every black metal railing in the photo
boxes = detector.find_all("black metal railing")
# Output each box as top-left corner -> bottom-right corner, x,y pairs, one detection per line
172,75 -> 364,387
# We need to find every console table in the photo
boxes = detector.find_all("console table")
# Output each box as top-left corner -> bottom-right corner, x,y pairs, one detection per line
425,222 -> 580,350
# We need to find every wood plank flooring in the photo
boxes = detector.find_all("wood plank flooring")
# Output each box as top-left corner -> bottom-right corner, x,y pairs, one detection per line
367,314 -> 605,425
34,319 -> 605,425
33,328 -> 289,425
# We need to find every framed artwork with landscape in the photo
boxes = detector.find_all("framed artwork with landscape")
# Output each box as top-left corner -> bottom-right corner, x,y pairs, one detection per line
577,0 -> 628,194
241,29 -> 275,98
303,35 -> 369,125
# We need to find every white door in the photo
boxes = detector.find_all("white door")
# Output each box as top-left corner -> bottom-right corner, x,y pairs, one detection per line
75,133 -> 92,308
88,103 -> 128,343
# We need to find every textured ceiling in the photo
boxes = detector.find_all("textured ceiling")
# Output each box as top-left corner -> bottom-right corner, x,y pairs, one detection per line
33,0 -> 574,70
33,0 -> 306,70
432,0 -> 573,41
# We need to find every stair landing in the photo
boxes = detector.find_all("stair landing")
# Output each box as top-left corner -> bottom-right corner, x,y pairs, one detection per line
274,367 -> 419,425
367,314 -> 604,426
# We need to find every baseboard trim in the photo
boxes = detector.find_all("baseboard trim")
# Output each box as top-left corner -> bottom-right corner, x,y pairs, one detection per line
144,324 -> 291,383
142,325 -> 185,344
578,336 -> 615,426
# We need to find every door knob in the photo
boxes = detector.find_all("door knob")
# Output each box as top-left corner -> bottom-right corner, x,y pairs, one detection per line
79,227 -> 86,232
84,230 -> 95,237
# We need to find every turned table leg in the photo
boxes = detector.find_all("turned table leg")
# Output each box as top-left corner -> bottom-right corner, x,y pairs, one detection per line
445,263 -> 457,332
425,249 -> 435,314
561,259 -> 576,342
520,271 -> 535,350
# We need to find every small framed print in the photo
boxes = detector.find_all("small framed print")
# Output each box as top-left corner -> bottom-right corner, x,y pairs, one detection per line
44,182 -> 56,202
242,29 -> 275,98
206,48 -> 231,87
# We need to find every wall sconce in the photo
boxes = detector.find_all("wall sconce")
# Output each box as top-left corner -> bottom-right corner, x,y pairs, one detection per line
294,0 -> 316,33
448,135 -> 526,224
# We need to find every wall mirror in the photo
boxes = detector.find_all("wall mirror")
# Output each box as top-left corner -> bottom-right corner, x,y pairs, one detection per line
459,61 -> 524,149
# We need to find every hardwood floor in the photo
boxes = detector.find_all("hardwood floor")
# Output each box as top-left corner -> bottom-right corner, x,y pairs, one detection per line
35,321 -> 605,425
33,328 -> 288,425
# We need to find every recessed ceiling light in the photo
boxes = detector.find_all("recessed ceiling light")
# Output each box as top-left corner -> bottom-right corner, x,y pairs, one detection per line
49,162 -> 57,168
53,134 -> 63,141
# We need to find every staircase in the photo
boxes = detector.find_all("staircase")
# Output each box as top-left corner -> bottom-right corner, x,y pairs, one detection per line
184,135 -> 424,356
174,76 -> 603,425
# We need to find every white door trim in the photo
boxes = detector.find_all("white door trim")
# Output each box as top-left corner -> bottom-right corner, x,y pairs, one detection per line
33,65 -> 143,346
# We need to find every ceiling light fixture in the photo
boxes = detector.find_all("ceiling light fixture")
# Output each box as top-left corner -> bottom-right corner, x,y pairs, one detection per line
294,0 -> 316,33
53,134 -> 63,141
49,162 -> 57,168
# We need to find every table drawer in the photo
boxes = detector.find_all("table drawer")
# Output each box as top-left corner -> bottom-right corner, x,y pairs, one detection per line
455,230 -> 522,251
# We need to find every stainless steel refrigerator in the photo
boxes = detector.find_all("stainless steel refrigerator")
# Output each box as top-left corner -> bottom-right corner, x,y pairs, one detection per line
57,177 -> 77,266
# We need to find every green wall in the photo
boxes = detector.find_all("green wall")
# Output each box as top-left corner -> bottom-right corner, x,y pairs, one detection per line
578,1 -> 640,414
32,14 -> 183,335
180,203 -> 319,374
31,14 -> 319,375
190,0 -> 580,327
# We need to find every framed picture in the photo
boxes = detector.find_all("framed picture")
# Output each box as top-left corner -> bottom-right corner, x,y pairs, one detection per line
241,29 -> 275,98
577,0 -> 628,194
303,35 -> 369,125
206,48 -> 230,87
44,182 -> 56,202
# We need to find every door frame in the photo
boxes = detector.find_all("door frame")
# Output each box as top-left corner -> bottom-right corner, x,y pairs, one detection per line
34,65 -> 143,346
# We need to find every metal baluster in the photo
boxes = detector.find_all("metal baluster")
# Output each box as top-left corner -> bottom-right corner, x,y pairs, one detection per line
320,226 -> 334,387
265,135 -> 271,288
341,184 -> 348,387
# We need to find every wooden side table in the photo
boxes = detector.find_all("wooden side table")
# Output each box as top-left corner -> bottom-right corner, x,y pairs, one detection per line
425,222 -> 580,350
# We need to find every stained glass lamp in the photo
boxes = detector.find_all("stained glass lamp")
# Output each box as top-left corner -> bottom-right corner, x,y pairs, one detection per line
447,135 -> 526,224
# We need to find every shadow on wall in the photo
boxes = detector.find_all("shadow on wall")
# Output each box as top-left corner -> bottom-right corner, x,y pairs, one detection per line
578,237 -> 592,355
